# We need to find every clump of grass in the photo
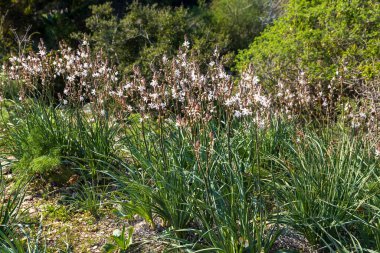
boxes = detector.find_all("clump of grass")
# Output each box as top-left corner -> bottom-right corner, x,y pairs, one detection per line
61,179 -> 108,219
0,171 -> 24,237
272,129 -> 380,251
1,100 -> 119,183
109,118 -> 283,252
0,169 -> 49,253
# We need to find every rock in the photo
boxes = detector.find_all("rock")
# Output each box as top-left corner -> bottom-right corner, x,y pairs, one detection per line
24,195 -> 33,201
1,166 -> 11,174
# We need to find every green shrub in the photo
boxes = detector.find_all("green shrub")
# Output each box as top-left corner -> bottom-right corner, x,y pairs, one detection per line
236,0 -> 380,84
79,1 -> 234,73
82,2 -> 194,73
29,155 -> 61,175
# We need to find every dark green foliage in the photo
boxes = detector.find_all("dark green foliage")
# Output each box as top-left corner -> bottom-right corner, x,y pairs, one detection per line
0,0 -> 276,68
81,1 -> 229,73
210,0 -> 280,52
0,0 -> 96,56
80,0 -> 280,73
237,0 -> 380,85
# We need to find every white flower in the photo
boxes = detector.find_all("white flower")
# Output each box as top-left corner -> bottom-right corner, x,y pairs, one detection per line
124,83 -> 132,90
225,98 -> 235,107
67,76 -> 75,82
241,108 -> 252,116
183,40 -> 190,48
351,121 -> 360,129
150,93 -> 159,99
91,89 -> 96,95
213,48 -> 219,57
375,149 -> 380,158
233,110 -> 242,118
112,229 -> 122,237
208,92 -> 214,101
148,103 -> 159,109
138,86 -> 146,92
252,76 -> 259,85
254,117 -> 266,129
9,56 -> 18,63
38,50 -> 46,57
150,80 -> 158,87
162,55 -> 168,63
63,99 -> 68,105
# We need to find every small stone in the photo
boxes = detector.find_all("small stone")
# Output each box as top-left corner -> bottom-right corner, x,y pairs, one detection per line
1,166 -> 10,174
24,195 -> 33,201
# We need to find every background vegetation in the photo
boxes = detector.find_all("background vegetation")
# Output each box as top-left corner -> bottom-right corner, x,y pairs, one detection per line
0,0 -> 379,252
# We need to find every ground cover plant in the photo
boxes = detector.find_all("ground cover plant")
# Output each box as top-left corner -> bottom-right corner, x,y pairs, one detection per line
0,0 -> 379,252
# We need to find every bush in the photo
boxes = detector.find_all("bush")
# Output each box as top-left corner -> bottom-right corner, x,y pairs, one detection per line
81,2 -> 219,73
237,0 -> 380,84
